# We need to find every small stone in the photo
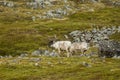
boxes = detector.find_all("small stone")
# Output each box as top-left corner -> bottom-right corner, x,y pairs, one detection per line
82,61 -> 92,67
34,62 -> 39,67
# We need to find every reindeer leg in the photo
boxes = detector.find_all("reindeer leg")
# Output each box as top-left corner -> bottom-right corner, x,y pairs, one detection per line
66,49 -> 70,57
58,48 -> 61,56
81,49 -> 84,55
69,48 -> 73,57
70,52 -> 72,57
67,52 -> 70,57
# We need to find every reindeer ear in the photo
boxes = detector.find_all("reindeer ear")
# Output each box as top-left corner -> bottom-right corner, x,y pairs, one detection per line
48,40 -> 53,47
54,34 -> 57,39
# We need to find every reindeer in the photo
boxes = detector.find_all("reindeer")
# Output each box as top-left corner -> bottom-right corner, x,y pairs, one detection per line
70,42 -> 89,55
50,40 -> 72,57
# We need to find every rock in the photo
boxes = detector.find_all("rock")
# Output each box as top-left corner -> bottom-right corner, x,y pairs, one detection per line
82,61 -> 92,67
98,40 -> 120,57
112,1 -> 120,7
34,62 -> 39,67
88,8 -> 94,12
47,61 -> 52,65
74,37 -> 80,42
7,1 -> 14,7
11,59 -> 19,64
8,55 -> 13,58
32,16 -> 36,21
20,53 -> 28,57
0,56 -> 3,59
44,1 -> 52,6
92,28 -> 97,33
117,56 -> 120,59
112,55 -> 118,59
31,50 -> 43,56
64,0 -> 68,3
0,1 -> 14,7
91,0 -> 97,3
58,61 -> 63,64
69,30 -> 81,37
49,50 -> 59,57
30,58 -> 41,62
44,50 -> 50,56
69,26 -> 119,44
22,57 -> 29,60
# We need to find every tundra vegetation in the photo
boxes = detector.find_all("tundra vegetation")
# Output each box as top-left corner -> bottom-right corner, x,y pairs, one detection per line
0,0 -> 120,80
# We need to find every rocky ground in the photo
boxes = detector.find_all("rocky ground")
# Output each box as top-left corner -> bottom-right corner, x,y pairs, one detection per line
0,0 -> 120,80
0,0 -> 119,21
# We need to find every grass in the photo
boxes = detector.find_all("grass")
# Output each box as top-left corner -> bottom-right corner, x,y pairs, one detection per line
0,56 -> 120,80
0,2 -> 120,79
0,7 -> 120,55
110,32 -> 120,41
70,7 -> 120,26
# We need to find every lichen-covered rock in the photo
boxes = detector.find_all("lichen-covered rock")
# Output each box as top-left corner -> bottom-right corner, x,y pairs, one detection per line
98,40 -> 120,57
69,26 -> 119,44
31,50 -> 44,56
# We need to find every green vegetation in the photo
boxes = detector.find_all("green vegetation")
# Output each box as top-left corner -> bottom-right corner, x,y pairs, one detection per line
0,1 -> 120,79
0,7 -> 120,55
0,56 -> 120,80
70,7 -> 120,25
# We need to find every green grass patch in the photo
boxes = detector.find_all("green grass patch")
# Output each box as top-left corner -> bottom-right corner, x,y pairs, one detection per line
0,57 -> 120,80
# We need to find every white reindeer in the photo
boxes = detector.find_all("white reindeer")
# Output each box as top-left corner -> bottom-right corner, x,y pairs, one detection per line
50,41 -> 72,57
70,42 -> 89,55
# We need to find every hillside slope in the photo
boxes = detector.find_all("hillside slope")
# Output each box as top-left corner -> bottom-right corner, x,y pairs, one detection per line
0,0 -> 120,55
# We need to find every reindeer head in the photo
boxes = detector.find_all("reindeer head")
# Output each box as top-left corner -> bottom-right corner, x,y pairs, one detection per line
48,34 -> 58,47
